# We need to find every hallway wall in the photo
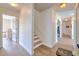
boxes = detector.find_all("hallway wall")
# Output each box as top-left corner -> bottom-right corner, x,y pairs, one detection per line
0,14 -> 2,48
34,9 -> 44,43
37,8 -> 56,48
77,8 -> 79,44
34,9 -> 40,35
19,4 -> 33,55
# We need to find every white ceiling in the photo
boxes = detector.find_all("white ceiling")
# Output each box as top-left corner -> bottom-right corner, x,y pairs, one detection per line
0,3 -> 76,12
0,3 -> 20,13
34,3 -> 76,12
0,3 -> 32,13
0,3 -> 76,16
34,3 -> 57,12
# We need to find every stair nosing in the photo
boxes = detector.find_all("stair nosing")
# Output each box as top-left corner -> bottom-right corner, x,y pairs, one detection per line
34,39 -> 40,43
34,43 -> 43,49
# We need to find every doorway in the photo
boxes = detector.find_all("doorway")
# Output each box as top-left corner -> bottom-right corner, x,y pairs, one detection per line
56,17 -> 74,51
56,19 -> 61,42
2,14 -> 17,45
62,17 -> 72,38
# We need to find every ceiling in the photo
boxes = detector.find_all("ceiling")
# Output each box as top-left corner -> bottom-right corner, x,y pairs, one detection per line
0,4 -> 74,18
34,3 -> 76,12
0,3 -> 20,13
34,3 -> 56,12
0,3 -> 32,13
0,3 -> 76,13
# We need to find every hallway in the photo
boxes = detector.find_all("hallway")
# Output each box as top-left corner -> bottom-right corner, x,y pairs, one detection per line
59,36 -> 73,51
34,36 -> 73,56
0,38 -> 29,56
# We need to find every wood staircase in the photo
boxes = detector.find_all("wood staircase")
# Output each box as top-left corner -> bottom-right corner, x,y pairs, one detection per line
34,35 -> 43,49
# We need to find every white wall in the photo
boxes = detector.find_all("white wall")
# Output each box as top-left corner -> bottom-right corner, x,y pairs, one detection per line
0,14 -> 2,48
37,8 -> 56,48
19,4 -> 33,55
57,10 -> 74,19
34,9 -> 40,35
76,8 -> 79,44
72,14 -> 77,48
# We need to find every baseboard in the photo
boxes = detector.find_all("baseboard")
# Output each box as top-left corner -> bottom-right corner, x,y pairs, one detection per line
42,42 -> 53,48
43,42 -> 57,48
34,43 -> 43,49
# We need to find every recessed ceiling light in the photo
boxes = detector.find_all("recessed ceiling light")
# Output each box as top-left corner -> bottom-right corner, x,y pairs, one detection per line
60,3 -> 66,8
10,3 -> 18,7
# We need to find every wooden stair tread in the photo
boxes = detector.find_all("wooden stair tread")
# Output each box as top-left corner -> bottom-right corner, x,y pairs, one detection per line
34,39 -> 40,43
34,41 -> 42,46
